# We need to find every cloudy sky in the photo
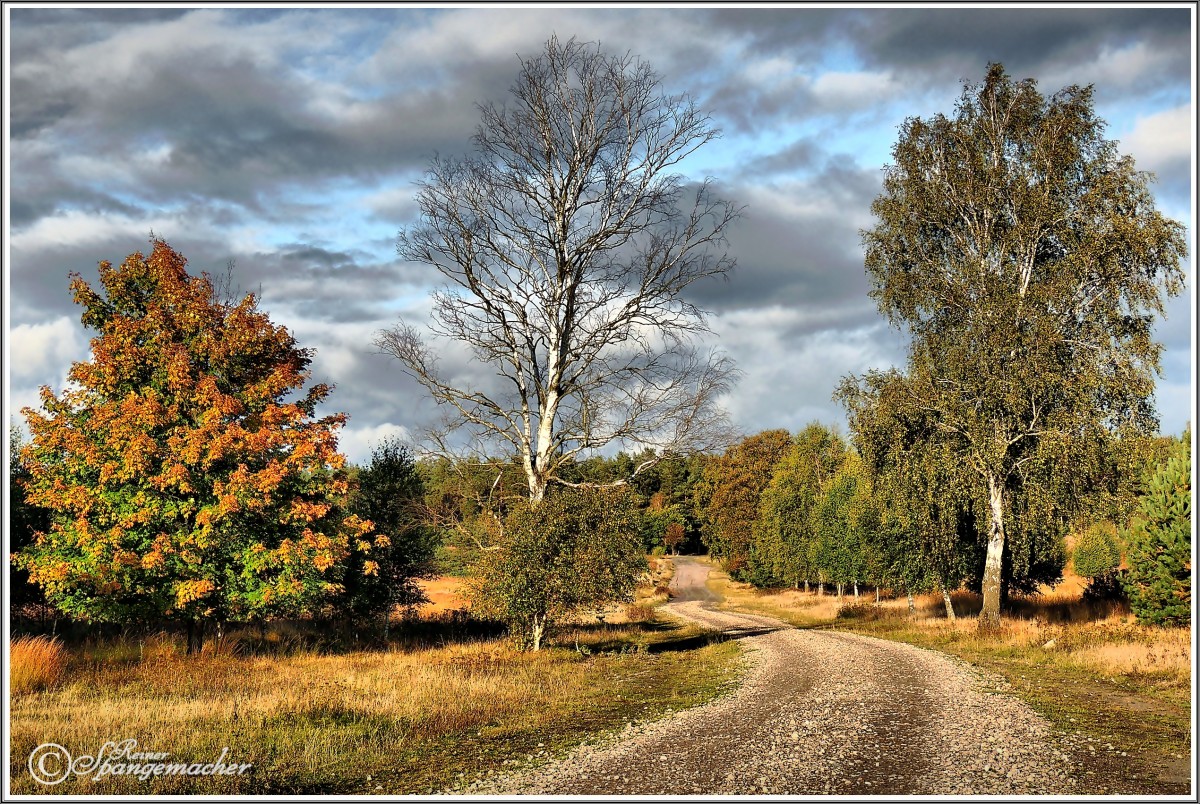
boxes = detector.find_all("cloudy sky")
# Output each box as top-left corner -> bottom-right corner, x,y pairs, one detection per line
5,5 -> 1194,464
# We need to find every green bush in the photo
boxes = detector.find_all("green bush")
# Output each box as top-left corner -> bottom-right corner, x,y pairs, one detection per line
1073,522 -> 1124,600
1073,522 -> 1122,579
1122,434 -> 1191,626
472,487 -> 647,650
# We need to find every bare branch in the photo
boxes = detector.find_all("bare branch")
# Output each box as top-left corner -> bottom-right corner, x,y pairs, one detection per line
381,36 -> 740,502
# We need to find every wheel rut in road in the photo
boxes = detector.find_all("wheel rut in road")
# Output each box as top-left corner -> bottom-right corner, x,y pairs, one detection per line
460,557 -> 1078,796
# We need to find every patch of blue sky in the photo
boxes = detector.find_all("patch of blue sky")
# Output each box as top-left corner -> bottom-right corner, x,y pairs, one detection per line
246,174 -> 398,248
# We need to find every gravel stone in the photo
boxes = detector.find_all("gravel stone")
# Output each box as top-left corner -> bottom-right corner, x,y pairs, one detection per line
454,557 -> 1078,796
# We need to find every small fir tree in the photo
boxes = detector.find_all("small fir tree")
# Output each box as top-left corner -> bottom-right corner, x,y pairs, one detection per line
1122,434 -> 1191,625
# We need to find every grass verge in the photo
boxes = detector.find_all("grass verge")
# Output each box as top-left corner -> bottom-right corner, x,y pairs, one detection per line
700,557 -> 1192,796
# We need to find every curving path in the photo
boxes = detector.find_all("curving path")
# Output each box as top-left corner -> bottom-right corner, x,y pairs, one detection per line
461,557 -> 1078,796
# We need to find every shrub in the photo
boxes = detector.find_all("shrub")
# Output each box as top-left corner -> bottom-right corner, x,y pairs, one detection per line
625,603 -> 655,623
471,487 -> 647,650
10,636 -> 68,695
1073,522 -> 1125,600
835,603 -> 881,621
1122,434 -> 1191,626
1073,522 -> 1122,578
663,522 -> 686,555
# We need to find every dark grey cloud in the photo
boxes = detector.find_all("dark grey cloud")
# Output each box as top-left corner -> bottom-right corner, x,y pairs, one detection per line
859,9 -> 1189,88
247,245 -> 436,325
8,13 -> 491,226
698,7 -> 1190,132
7,8 -> 192,60
685,157 -> 882,319
710,7 -> 1189,88
6,7 -> 1191,458
742,141 -> 823,178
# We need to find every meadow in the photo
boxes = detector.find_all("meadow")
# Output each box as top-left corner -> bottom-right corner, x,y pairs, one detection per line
8,560 -> 741,795
10,556 -> 1192,796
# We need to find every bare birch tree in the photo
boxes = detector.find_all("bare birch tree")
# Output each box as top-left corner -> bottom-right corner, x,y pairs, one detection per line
376,36 -> 741,502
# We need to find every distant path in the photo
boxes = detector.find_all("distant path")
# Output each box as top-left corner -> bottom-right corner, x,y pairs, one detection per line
462,556 -> 1077,795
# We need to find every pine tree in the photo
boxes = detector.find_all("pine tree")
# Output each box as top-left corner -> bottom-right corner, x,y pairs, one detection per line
1122,434 -> 1191,625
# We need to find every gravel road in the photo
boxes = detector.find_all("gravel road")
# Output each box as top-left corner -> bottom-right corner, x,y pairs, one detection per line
459,557 -> 1078,796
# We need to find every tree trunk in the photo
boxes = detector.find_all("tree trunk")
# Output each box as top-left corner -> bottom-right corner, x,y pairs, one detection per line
817,582 -> 823,596
875,586 -> 881,605
530,613 -> 546,652
186,620 -> 203,655
853,580 -> 859,600
836,583 -> 844,599
942,588 -> 957,621
527,471 -> 547,504
803,580 -> 809,594
907,590 -> 915,613
979,474 -> 1006,630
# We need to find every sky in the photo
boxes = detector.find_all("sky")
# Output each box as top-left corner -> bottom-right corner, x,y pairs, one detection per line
4,5 -> 1194,465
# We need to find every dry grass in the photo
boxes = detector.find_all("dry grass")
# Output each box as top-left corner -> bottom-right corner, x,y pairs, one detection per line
8,573 -> 740,795
416,576 -> 470,614
696,555 -> 1191,794
9,636 -> 69,695
704,557 -> 1190,691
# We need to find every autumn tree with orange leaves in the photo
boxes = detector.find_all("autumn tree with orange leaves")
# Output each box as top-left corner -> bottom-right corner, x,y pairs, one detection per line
16,240 -> 378,650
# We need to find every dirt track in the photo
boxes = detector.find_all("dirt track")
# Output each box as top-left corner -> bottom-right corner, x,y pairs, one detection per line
461,557 -> 1078,795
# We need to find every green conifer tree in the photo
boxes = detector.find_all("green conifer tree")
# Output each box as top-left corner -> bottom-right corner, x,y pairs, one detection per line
1122,434 -> 1191,625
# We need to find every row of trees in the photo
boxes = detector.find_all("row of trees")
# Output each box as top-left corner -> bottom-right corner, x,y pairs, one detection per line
694,423 -> 1190,624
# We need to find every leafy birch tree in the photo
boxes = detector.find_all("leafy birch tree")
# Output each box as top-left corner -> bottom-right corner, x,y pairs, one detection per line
376,36 -> 740,503
749,423 -> 846,588
472,487 -> 646,650
851,63 -> 1186,627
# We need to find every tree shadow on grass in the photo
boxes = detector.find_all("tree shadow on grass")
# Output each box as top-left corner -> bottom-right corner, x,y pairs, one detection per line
561,619 -> 782,655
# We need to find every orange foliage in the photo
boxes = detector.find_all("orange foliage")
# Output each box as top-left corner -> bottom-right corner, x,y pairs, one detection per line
16,240 -> 370,625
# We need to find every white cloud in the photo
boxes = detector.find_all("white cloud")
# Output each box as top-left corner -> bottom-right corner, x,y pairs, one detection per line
811,70 -> 897,110
337,421 -> 414,466
1119,104 -> 1192,176
1040,39 -> 1181,98
9,316 -> 88,387
712,306 -> 902,436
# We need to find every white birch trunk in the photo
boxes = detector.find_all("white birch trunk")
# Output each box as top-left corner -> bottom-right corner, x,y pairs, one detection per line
980,474 -> 1006,628
942,587 -> 957,621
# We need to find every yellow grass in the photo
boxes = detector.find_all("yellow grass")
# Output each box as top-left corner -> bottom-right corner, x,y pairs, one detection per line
9,567 -> 739,795
702,557 -> 1191,690
416,576 -> 469,614
9,636 -> 68,695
